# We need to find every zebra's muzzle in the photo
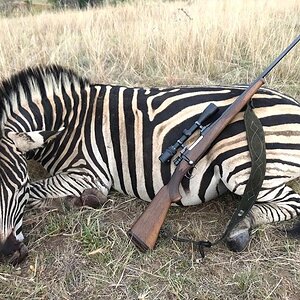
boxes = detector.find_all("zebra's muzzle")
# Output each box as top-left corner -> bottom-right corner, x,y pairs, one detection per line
0,232 -> 28,265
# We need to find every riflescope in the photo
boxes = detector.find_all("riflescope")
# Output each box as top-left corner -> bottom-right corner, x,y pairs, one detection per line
159,103 -> 219,164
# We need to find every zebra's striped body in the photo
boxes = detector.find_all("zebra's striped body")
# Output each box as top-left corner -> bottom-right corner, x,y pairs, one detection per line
0,65 -> 299,259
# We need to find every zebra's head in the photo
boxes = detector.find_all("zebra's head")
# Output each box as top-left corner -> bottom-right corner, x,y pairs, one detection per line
0,65 -> 81,263
0,129 -> 62,264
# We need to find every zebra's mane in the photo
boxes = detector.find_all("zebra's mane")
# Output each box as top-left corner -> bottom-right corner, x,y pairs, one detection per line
0,65 -> 90,132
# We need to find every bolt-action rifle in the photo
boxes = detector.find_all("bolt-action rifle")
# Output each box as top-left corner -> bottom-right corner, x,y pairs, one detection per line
128,35 -> 300,252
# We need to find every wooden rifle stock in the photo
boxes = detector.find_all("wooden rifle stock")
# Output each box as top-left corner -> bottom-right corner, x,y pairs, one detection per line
128,35 -> 300,252
128,79 -> 265,251
128,170 -> 184,252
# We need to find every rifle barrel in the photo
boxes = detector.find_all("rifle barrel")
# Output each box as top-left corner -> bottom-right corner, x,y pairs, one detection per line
260,35 -> 300,79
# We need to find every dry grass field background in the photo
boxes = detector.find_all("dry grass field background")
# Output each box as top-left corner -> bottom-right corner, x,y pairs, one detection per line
0,0 -> 299,299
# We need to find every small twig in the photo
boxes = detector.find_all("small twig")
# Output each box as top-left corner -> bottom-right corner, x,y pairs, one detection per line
178,8 -> 193,20
265,277 -> 283,299
86,248 -> 106,256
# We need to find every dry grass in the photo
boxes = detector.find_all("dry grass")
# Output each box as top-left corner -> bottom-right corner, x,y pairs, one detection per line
0,0 -> 299,299
0,0 -> 299,94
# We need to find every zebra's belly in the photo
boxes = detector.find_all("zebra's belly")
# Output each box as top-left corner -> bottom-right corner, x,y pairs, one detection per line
111,164 -> 226,206
179,169 -> 228,206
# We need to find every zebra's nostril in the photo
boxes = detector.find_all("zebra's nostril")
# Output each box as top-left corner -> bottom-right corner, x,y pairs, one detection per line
1,232 -> 20,256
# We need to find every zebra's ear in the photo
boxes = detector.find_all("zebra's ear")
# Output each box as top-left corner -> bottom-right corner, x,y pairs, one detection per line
7,127 -> 64,153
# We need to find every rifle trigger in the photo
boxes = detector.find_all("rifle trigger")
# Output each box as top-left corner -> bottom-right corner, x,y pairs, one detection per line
185,166 -> 196,179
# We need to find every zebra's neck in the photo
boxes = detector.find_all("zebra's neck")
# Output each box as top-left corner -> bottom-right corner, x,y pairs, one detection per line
0,66 -> 94,172
0,65 -> 90,134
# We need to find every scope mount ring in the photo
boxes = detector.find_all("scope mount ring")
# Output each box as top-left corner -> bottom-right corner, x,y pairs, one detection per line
175,153 -> 194,166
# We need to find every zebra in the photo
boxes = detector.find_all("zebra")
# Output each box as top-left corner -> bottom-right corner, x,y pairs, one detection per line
0,65 -> 299,263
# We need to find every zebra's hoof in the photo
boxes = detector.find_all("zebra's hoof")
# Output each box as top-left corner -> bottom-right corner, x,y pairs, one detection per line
226,229 -> 250,252
8,243 -> 28,265
80,188 -> 107,208
62,195 -> 82,209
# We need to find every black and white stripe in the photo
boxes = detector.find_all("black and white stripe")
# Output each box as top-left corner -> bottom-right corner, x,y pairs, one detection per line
0,65 -> 299,246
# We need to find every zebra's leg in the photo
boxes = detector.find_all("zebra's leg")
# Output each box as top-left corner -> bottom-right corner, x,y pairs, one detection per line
27,171 -> 111,210
226,184 -> 300,252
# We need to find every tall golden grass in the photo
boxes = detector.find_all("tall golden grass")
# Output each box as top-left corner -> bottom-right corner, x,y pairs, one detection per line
0,0 -> 299,96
